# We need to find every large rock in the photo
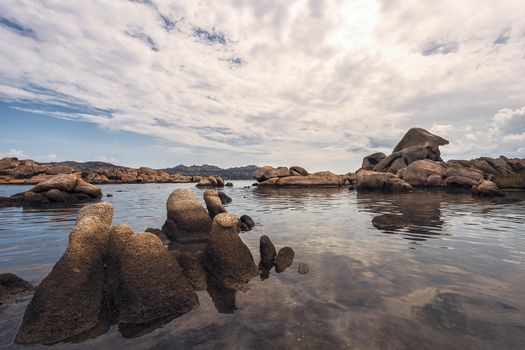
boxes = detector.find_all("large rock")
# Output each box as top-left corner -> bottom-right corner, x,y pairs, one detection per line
203,189 -> 227,220
16,203 -> 113,345
204,213 -> 259,290
162,189 -> 212,243
252,166 -> 290,182
393,127 -> 449,152
107,225 -> 198,325
361,152 -> 387,170
30,174 -> 78,193
259,171 -> 343,187
356,170 -> 413,192
400,160 -> 446,186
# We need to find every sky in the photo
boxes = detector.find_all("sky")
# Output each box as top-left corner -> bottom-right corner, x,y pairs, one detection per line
0,0 -> 524,173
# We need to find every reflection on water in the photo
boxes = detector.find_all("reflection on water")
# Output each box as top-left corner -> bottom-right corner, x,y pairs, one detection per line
1,182 -> 525,349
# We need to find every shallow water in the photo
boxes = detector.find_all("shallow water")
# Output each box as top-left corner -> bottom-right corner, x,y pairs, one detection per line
1,182 -> 525,349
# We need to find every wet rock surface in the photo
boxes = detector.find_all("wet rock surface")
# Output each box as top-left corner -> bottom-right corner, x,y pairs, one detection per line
239,214 -> 255,232
259,235 -> 277,263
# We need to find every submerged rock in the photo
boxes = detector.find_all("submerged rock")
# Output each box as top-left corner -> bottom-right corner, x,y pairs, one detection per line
107,226 -> 198,325
204,213 -> 259,290
298,263 -> 310,274
0,273 -> 33,310
372,214 -> 411,230
203,189 -> 227,220
162,189 -> 212,243
16,203 -> 113,345
259,235 -> 277,263
274,247 -> 295,273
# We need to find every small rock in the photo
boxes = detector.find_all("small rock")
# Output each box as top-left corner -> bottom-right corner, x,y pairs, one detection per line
372,214 -> 411,230
225,182 -> 233,187
106,193 -> 113,197
274,247 -> 295,273
218,191 -> 232,204
298,263 -> 309,274
259,235 -> 277,263
240,215 -> 255,229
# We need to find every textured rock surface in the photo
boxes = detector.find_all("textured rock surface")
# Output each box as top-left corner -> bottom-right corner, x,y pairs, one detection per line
259,235 -> 277,263
162,189 -> 212,243
107,226 -> 198,325
203,189 -> 227,220
361,153 -> 387,170
252,166 -> 290,182
16,203 -> 113,345
0,273 -> 33,310
218,191 -> 232,204
356,170 -> 413,192
204,213 -> 259,290
472,179 -> 504,197
400,160 -> 446,186
393,127 -> 449,152
257,171 -> 343,188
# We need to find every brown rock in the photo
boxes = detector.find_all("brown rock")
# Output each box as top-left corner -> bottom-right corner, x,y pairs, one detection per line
15,203 -> 113,345
204,213 -> 259,290
252,166 -> 290,182
393,127 -> 449,152
401,160 -> 446,186
46,165 -> 75,175
259,235 -> 276,263
290,166 -> 309,176
44,189 -> 72,202
361,152 -> 387,170
356,170 -> 413,192
472,179 -> 504,197
372,214 -> 411,230
162,189 -> 212,243
274,247 -> 295,273
203,189 -> 227,220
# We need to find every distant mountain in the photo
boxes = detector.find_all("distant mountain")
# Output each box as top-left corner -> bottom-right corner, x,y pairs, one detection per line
160,164 -> 260,180
47,161 -> 125,171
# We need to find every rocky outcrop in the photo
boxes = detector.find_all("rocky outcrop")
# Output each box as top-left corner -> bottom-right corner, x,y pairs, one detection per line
398,160 -> 446,187
16,202 -> 200,345
356,170 -> 413,192
196,175 -> 225,188
0,174 -> 102,207
162,189 -> 212,243
255,167 -> 344,188
204,213 -> 259,290
274,247 -> 295,273
16,203 -> 114,345
203,189 -> 227,220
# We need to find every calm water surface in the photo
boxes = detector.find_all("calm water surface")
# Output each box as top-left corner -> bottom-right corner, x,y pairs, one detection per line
1,182 -> 525,349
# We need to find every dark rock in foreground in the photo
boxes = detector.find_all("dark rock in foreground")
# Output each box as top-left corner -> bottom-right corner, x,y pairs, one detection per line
0,273 -> 33,310
108,225 -> 198,325
204,213 -> 259,290
274,247 -> 295,273
259,235 -> 277,263
372,214 -> 411,230
16,202 -> 113,345
239,214 -> 255,232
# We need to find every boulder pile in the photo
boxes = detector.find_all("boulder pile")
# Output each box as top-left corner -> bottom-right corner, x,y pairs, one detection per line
252,166 -> 346,187
0,174 -> 102,207
357,127 -> 525,195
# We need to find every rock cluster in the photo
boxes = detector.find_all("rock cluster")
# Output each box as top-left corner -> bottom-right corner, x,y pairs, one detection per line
257,235 -> 295,277
196,175 -> 225,188
0,157 -> 203,185
358,127 -> 525,195
15,203 -> 199,345
0,174 -> 102,207
253,166 -> 346,187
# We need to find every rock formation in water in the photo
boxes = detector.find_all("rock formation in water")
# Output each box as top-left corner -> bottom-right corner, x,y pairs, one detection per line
0,174 -> 102,207
196,175 -> 225,188
274,247 -> 295,273
218,191 -> 232,204
259,235 -> 277,263
15,202 -> 199,345
252,165 -> 347,188
162,189 -> 213,243
357,127 -> 525,194
356,170 -> 413,192
204,213 -> 259,290
203,189 -> 228,220
239,214 -> 255,232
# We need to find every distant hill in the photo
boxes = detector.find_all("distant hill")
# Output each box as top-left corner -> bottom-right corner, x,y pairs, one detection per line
160,164 -> 260,180
47,161 -> 125,171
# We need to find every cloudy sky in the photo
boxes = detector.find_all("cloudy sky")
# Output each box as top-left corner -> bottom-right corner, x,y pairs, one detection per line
0,0 -> 524,173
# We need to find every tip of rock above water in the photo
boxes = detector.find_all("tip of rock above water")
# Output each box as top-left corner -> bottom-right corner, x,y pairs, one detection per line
213,213 -> 238,229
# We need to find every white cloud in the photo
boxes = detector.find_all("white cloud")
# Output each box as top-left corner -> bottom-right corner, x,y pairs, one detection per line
1,148 -> 27,158
0,0 -> 524,172
94,155 -> 119,164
